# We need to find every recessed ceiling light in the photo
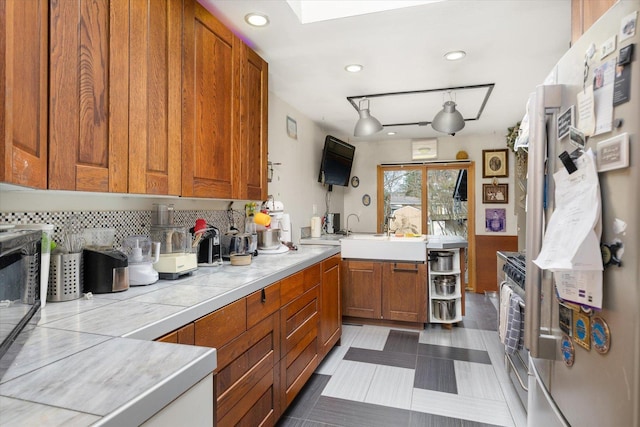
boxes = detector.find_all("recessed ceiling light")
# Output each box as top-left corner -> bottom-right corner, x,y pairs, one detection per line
444,50 -> 466,61
387,131 -> 397,136
245,13 -> 269,27
345,64 -> 363,73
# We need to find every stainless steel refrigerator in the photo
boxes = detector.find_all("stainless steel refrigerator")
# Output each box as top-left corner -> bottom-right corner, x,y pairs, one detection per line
524,1 -> 639,426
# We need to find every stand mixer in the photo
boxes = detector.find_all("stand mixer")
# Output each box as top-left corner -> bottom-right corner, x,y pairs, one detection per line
262,199 -> 292,244
149,204 -> 198,280
122,236 -> 160,286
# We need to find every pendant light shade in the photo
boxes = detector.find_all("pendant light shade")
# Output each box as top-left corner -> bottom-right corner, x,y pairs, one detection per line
431,100 -> 465,135
354,98 -> 383,137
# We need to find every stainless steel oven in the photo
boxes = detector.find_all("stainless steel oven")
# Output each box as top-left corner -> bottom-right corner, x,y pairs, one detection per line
0,230 -> 42,360
498,251 -> 529,411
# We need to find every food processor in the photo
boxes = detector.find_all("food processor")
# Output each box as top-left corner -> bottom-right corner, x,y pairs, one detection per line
149,204 -> 198,280
122,236 -> 160,286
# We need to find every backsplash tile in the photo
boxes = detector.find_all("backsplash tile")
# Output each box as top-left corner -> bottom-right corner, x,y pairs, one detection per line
0,209 -> 247,249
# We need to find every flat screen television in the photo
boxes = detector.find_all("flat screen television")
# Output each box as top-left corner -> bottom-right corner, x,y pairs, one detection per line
317,135 -> 355,189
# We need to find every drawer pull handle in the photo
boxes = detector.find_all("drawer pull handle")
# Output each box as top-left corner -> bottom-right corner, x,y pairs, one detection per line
393,263 -> 418,273
261,288 -> 266,303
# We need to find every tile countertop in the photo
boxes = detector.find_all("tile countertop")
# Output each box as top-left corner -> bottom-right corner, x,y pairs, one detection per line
301,234 -> 468,250
0,245 -> 340,426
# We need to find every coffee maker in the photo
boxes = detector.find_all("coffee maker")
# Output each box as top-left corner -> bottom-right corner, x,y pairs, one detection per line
195,225 -> 222,266
83,249 -> 129,293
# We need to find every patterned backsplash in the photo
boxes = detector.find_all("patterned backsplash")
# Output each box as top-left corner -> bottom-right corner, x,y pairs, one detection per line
0,209 -> 248,249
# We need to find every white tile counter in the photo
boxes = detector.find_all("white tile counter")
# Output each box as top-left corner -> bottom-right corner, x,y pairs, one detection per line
0,245 -> 340,426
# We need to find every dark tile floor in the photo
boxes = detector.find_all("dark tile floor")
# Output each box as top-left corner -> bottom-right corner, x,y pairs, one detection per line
276,292 -> 526,427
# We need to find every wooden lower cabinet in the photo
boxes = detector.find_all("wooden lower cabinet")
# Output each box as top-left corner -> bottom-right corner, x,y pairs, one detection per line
319,255 -> 341,360
215,313 -> 280,427
280,285 -> 319,410
342,259 -> 427,324
162,256 -> 339,425
382,262 -> 427,323
341,260 -> 382,319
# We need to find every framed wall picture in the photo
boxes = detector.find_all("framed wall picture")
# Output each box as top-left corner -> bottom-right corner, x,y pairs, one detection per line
482,183 -> 508,204
286,116 -> 297,139
485,208 -> 506,232
482,149 -> 509,178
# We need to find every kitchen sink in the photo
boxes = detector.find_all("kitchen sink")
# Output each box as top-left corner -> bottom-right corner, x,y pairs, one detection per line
340,234 -> 427,261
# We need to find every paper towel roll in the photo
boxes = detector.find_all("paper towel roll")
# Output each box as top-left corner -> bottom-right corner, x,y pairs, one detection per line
311,216 -> 321,238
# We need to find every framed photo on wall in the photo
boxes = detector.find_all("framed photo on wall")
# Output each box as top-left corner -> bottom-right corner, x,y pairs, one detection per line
482,183 -> 508,204
485,208 -> 506,232
482,149 -> 509,178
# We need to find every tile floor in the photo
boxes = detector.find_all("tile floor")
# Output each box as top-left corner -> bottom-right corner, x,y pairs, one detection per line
277,292 -> 527,427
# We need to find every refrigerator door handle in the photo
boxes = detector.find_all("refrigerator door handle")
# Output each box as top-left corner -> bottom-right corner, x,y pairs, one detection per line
529,355 -> 571,427
524,84 -> 562,359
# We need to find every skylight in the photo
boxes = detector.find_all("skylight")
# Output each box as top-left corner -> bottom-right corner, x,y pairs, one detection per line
286,0 -> 446,24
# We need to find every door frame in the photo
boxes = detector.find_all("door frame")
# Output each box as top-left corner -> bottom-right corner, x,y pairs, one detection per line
376,162 -> 476,292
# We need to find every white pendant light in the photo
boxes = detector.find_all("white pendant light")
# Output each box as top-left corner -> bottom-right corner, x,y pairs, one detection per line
431,100 -> 465,136
354,98 -> 383,137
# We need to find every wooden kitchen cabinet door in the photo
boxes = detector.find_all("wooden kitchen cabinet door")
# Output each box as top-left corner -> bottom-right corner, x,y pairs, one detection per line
319,254 -> 341,360
382,262 -> 427,323
237,44 -> 268,201
182,0 -> 239,199
1,0 -> 48,189
49,0 -> 181,195
127,0 -> 182,195
48,0 -> 129,192
341,260 -> 382,319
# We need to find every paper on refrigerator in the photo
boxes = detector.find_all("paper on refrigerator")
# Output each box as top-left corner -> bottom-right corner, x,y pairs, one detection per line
533,149 -> 603,308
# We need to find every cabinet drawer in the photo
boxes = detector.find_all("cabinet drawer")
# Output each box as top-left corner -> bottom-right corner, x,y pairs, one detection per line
247,282 -> 281,329
156,323 -> 195,344
195,298 -> 247,349
322,254 -> 340,270
215,313 -> 279,426
281,286 -> 319,356
281,264 -> 321,306
280,334 -> 318,409
304,263 -> 321,289
280,271 -> 304,306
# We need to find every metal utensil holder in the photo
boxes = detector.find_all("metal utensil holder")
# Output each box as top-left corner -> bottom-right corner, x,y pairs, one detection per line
21,254 -> 40,304
48,253 -> 83,302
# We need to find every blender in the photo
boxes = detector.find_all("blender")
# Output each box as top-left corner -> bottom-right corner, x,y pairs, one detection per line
149,204 -> 198,280
122,236 -> 160,286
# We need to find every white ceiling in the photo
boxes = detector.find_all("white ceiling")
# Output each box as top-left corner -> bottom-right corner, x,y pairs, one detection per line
201,0 -> 572,141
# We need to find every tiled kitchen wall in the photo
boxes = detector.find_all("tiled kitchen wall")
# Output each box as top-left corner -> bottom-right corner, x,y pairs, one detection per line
0,209 -> 247,249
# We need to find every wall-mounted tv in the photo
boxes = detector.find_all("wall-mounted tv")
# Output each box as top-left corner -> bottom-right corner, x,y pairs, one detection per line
317,135 -> 355,190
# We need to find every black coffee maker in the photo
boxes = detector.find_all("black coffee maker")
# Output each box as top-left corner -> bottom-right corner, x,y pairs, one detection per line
195,225 -> 222,266
83,249 -> 129,293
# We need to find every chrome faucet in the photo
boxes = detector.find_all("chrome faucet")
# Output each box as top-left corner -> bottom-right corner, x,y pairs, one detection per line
386,215 -> 396,236
346,213 -> 360,237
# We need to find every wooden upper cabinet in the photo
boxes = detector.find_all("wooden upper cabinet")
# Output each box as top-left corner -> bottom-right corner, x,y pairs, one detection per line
182,0 -> 238,199
1,0 -> 48,189
48,0 -> 181,194
571,0 -> 617,44
183,0 -> 268,200
238,45 -> 268,201
48,0 -> 129,192
128,0 -> 182,195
